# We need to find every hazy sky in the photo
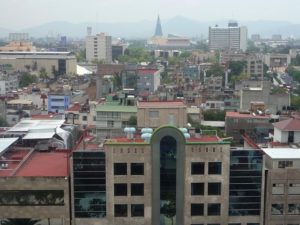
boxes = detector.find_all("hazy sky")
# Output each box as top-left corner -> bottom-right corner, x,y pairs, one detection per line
1,0 -> 300,29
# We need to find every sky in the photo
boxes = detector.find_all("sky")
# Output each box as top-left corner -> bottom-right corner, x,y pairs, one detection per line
1,0 -> 300,29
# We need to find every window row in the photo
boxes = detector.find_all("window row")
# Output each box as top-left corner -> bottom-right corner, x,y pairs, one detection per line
191,203 -> 221,216
114,163 -> 144,175
191,182 -> 221,195
191,162 -> 222,175
114,183 -> 144,196
272,183 -> 300,195
115,204 -> 144,217
272,203 -> 300,215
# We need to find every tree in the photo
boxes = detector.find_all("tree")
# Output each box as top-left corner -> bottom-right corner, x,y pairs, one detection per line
203,110 -> 225,121
39,67 -> 48,80
0,116 -> 8,126
76,48 -> 86,62
228,60 -> 247,76
112,72 -> 122,91
2,219 -> 40,225
19,73 -> 37,88
128,115 -> 137,126
206,63 -> 224,77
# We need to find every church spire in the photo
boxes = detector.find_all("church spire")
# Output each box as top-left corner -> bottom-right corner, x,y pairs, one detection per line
154,15 -> 163,37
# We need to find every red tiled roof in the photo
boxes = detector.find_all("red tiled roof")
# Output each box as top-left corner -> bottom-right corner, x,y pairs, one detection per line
137,69 -> 159,75
226,111 -> 270,119
66,104 -> 81,112
138,101 -> 186,108
15,151 -> 69,177
30,114 -> 56,119
273,118 -> 300,131
188,136 -> 220,142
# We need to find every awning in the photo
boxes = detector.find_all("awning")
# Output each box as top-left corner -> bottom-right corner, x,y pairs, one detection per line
0,138 -> 19,154
23,132 -> 55,140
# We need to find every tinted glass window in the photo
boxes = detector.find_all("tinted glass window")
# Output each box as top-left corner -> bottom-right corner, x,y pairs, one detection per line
208,162 -> 222,174
191,183 -> 204,195
114,184 -> 127,196
208,182 -> 221,195
207,203 -> 221,216
191,162 -> 204,175
131,183 -> 144,196
131,204 -> 144,217
114,204 -> 127,217
114,163 -> 127,175
131,163 -> 144,175
191,203 -> 204,216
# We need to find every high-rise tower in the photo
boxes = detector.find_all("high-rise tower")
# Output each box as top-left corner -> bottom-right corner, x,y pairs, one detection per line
154,15 -> 163,37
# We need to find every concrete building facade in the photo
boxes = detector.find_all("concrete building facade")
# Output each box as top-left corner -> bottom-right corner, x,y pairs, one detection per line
86,33 -> 112,63
209,22 -> 248,51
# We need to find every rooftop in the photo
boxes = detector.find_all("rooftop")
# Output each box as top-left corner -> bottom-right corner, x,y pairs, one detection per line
273,117 -> 300,131
14,151 -> 69,177
137,101 -> 186,108
7,119 -> 65,132
96,104 -> 137,113
137,69 -> 159,75
226,111 -> 270,119
262,148 -> 300,159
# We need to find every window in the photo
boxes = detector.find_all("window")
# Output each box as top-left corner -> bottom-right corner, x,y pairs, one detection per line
208,162 -> 222,174
289,184 -> 300,195
191,183 -> 204,195
278,161 -> 293,168
114,163 -> 127,175
191,162 -> 204,175
107,120 -> 114,128
207,203 -> 221,216
114,204 -> 127,217
114,184 -> 127,196
288,204 -> 300,215
272,204 -> 284,215
131,163 -> 144,175
208,182 -> 221,195
149,110 -> 159,118
82,115 -> 87,121
272,183 -> 284,195
191,203 -> 204,216
131,204 -> 144,217
131,183 -> 144,196
0,190 -> 64,206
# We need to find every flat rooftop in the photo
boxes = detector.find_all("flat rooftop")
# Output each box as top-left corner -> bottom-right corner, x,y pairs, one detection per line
106,135 -> 221,144
137,101 -> 186,108
7,119 -> 65,132
226,111 -> 270,119
262,148 -> 300,159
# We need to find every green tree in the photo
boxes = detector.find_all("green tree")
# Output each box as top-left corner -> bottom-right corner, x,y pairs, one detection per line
203,110 -> 225,121
76,48 -> 86,62
128,115 -> 137,126
206,63 -> 224,77
0,116 -> 8,126
2,219 -> 40,225
291,95 -> 300,110
19,73 -> 37,88
39,67 -> 48,80
228,60 -> 247,76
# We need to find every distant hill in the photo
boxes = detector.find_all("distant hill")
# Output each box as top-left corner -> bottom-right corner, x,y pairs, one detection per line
1,16 -> 300,39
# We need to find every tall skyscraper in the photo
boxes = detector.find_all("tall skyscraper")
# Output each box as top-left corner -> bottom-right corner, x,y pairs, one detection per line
209,21 -> 248,52
86,32 -> 112,63
154,15 -> 163,37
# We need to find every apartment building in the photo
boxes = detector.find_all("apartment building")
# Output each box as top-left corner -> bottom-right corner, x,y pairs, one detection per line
86,33 -> 112,63
95,103 -> 137,141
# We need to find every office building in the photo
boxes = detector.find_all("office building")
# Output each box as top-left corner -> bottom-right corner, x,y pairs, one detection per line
86,33 -> 112,63
9,32 -> 29,41
209,21 -> 248,51
0,51 -> 77,76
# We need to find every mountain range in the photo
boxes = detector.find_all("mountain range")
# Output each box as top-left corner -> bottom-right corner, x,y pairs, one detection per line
1,16 -> 300,39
